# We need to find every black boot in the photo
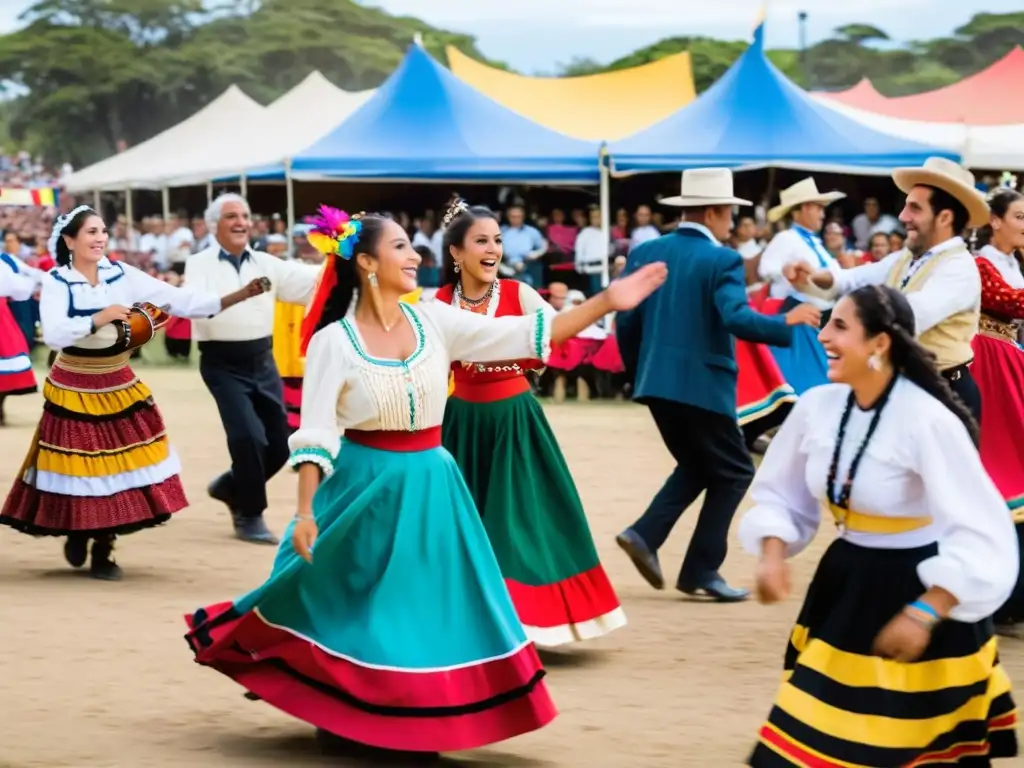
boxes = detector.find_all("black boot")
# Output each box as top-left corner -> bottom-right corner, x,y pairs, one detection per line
64,533 -> 90,568
90,535 -> 123,581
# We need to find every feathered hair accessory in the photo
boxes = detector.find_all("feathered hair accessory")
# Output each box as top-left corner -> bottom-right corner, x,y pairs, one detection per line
47,204 -> 94,258
299,205 -> 364,355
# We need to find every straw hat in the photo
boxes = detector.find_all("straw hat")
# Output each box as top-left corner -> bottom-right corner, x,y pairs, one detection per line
659,168 -> 752,207
891,157 -> 990,228
767,178 -> 846,223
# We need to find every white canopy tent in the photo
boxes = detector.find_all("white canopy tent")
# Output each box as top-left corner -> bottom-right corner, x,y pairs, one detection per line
163,71 -> 375,188
813,96 -> 1024,171
61,86 -> 266,193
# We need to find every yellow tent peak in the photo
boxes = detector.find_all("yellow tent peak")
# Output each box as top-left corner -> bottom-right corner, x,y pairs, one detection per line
446,47 -> 696,142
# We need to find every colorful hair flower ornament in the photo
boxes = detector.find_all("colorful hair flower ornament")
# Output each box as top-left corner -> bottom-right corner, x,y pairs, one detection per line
306,205 -> 364,260
999,172 -> 1019,190
299,205 -> 365,356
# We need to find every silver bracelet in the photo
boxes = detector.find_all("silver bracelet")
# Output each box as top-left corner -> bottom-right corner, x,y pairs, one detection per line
294,513 -> 314,522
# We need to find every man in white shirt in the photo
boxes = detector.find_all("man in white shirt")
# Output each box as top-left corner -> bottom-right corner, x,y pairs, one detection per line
628,205 -> 661,250
165,213 -> 195,275
184,194 -> 321,544
574,206 -> 612,296
411,217 -> 443,261
785,157 -> 990,421
851,197 -> 901,250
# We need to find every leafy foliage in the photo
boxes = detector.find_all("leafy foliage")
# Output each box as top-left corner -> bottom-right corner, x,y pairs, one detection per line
0,3 -> 1021,167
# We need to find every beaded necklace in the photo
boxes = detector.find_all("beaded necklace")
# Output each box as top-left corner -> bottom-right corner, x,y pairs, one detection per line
825,376 -> 898,511
455,280 -> 495,313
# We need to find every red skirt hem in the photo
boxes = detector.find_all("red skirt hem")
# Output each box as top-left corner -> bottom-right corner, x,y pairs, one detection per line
547,338 -> 603,372
0,476 -> 187,535
0,369 -> 37,396
505,564 -> 622,628
185,603 -> 557,752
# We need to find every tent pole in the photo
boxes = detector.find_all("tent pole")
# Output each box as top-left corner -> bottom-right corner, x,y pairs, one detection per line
161,186 -> 170,219
241,173 -> 248,198
599,151 -> 611,289
285,159 -> 295,253
92,189 -> 101,215
206,181 -> 213,206
125,188 -> 135,250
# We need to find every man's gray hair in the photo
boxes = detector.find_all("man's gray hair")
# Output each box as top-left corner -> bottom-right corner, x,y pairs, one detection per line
205,193 -> 251,233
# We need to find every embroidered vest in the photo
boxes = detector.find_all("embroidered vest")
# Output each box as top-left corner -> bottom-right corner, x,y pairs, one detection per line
884,245 -> 978,370
435,280 -> 544,395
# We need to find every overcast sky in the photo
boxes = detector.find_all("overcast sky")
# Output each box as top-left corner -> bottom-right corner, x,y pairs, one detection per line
0,0 -> 1016,73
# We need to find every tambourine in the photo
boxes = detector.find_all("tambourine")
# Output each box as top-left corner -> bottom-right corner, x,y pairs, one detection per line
66,302 -> 172,357
116,302 -> 172,351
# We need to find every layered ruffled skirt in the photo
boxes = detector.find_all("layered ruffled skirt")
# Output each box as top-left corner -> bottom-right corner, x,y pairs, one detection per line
763,297 -> 829,396
443,388 -> 626,647
0,297 -> 37,398
736,339 -> 796,444
185,431 -> 556,753
749,539 -> 1017,766
0,351 -> 187,535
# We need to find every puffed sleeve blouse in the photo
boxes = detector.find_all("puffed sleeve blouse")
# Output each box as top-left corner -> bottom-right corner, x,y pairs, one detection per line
39,257 -> 223,350
287,300 -> 552,475
738,379 -> 1018,623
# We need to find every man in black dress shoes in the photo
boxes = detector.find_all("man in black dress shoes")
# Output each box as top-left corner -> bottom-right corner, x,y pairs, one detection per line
614,169 -> 820,602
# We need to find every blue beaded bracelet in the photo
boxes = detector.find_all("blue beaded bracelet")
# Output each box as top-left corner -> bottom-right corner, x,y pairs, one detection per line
908,599 -> 940,621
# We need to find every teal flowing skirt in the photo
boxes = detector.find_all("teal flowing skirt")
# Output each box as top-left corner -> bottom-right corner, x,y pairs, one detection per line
185,438 -> 556,753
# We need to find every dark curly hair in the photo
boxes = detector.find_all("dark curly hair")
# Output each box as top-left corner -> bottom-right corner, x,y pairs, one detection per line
848,284 -> 979,446
313,214 -> 390,334
54,207 -> 99,267
441,200 -> 499,286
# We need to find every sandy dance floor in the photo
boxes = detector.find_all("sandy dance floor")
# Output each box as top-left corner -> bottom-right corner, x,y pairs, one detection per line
1,366 -> 1022,767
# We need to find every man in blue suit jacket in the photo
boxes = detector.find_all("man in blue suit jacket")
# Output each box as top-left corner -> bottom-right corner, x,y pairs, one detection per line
615,168 -> 821,602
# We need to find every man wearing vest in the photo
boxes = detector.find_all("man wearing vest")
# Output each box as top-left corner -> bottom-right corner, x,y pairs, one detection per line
784,157 -> 989,421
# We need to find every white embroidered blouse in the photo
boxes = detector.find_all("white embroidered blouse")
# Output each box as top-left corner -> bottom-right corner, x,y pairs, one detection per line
287,300 -> 551,475
738,378 -> 1017,623
39,257 -> 224,351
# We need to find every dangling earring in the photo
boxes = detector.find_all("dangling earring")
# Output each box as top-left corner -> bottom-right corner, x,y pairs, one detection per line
868,352 -> 882,371
367,271 -> 391,332
453,262 -> 461,274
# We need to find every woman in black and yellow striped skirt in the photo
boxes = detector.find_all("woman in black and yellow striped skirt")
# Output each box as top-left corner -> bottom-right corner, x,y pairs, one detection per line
739,286 -> 1018,766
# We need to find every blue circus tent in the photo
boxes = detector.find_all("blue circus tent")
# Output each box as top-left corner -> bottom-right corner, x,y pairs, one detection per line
260,43 -> 602,185
609,24 -> 960,176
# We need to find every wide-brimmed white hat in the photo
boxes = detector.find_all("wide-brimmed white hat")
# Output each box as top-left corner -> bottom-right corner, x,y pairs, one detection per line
891,156 -> 990,228
767,178 -> 846,223
659,168 -> 752,207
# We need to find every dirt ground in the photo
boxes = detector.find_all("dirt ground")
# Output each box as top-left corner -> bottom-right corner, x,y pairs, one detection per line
1,366 -> 1022,768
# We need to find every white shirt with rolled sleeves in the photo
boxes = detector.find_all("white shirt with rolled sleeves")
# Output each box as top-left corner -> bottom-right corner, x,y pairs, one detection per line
738,379 -> 1017,623
758,227 -> 842,311
184,244 -> 321,342
38,257 -> 223,350
805,236 -> 979,336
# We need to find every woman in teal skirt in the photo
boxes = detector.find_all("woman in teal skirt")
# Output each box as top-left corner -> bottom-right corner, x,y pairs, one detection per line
435,200 -> 627,648
184,208 -> 667,759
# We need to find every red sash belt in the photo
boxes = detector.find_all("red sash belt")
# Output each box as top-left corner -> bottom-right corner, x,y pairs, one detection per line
343,426 -> 442,452
452,376 -> 531,404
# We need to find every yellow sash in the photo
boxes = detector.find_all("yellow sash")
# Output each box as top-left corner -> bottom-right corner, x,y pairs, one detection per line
828,503 -> 932,535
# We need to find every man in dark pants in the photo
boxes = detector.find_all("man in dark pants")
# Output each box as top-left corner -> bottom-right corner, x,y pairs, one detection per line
185,194 -> 320,544
785,157 -> 990,425
614,169 -> 821,602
